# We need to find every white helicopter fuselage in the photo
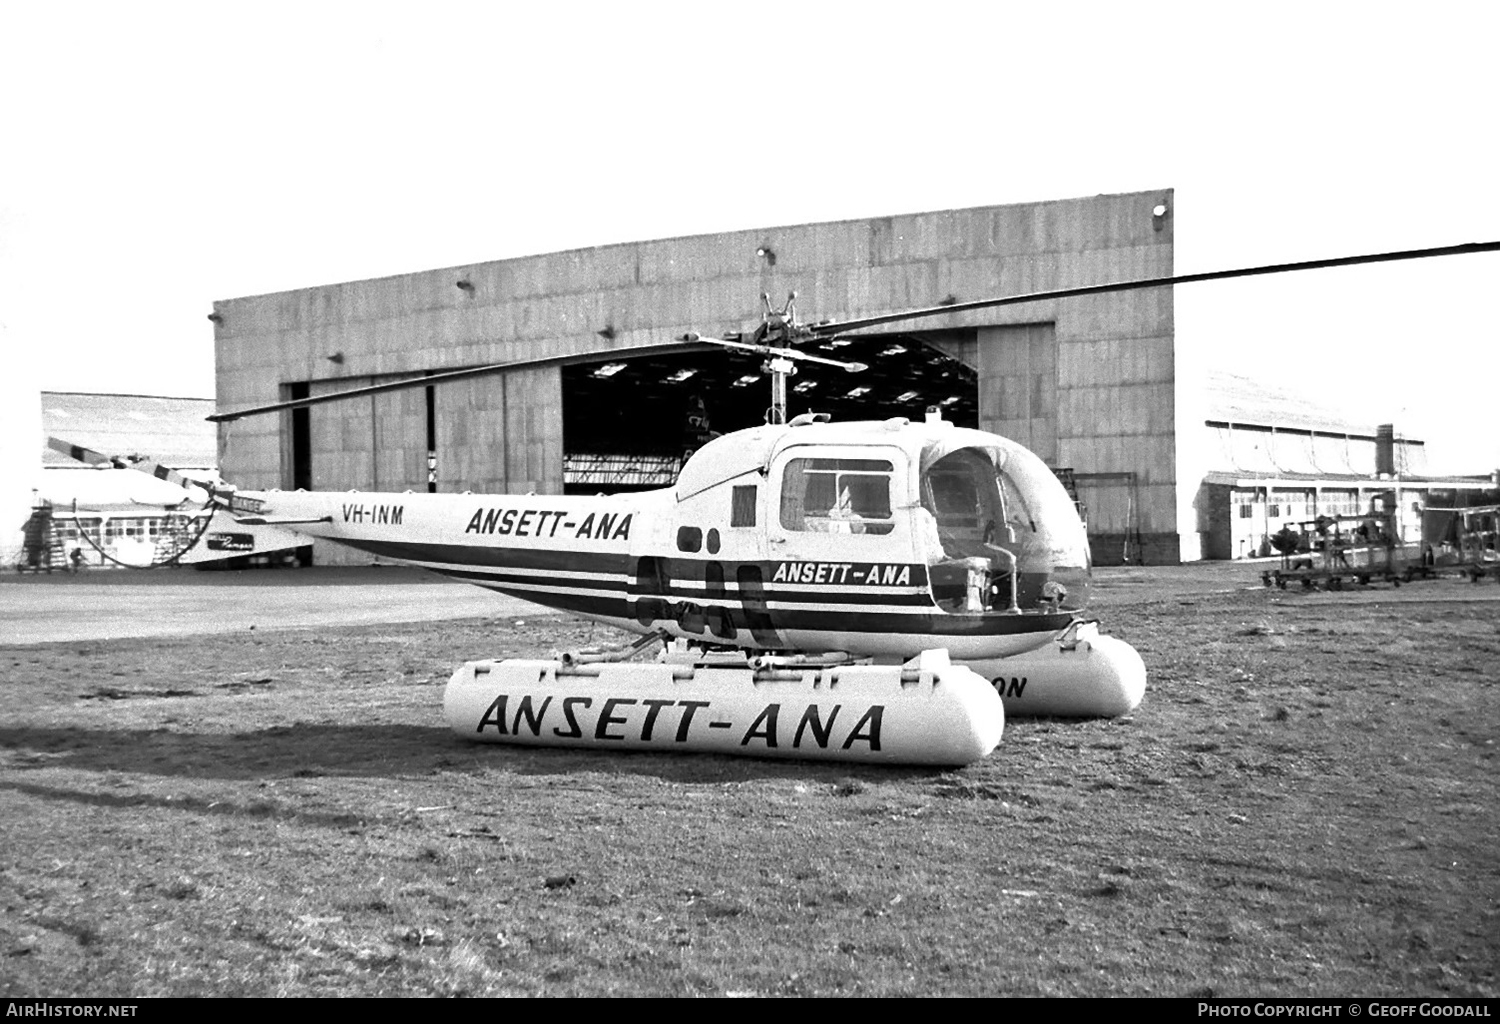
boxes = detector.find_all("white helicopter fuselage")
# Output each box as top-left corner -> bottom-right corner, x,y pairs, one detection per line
233,416 -> 1102,663
248,485 -> 1069,660
217,414 -> 1154,729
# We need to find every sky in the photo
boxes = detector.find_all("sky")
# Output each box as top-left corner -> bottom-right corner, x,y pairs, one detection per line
2,1 -> 1497,473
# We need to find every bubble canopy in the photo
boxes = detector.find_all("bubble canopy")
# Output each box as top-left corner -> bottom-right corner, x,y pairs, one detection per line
918,432 -> 1091,612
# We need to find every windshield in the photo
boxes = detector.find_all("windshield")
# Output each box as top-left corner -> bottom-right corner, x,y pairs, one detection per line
918,437 -> 1091,612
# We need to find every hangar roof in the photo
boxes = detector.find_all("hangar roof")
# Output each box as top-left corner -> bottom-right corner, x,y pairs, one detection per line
41,392 -> 216,469
1202,469 -> 1489,487
1205,371 -> 1386,436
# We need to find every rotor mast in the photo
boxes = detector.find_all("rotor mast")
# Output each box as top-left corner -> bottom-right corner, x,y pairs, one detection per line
757,292 -> 800,425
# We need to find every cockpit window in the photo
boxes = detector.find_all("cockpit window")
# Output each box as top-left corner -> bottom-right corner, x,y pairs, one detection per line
924,448 -> 1004,545
780,458 -> 894,535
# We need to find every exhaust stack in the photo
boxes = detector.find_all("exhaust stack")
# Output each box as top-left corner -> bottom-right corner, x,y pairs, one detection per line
1376,423 -> 1396,477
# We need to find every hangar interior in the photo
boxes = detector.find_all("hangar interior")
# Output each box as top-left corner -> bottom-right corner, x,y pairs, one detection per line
213,191 -> 1182,566
558,331 -> 980,491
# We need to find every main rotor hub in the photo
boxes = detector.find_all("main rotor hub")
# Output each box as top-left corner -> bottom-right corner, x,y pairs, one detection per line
750,291 -> 810,346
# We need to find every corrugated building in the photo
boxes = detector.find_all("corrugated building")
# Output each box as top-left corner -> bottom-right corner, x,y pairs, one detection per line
206,190 -> 1492,566
214,191 -> 1185,564
1194,372 -> 1490,558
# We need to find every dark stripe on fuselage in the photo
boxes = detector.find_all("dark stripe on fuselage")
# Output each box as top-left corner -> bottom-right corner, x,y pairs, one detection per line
428,566 -> 628,593
437,571 -> 928,607
435,571 -> 632,619
324,539 -> 928,600
679,583 -> 933,607
768,607 -> 1071,637
327,538 -> 1068,639
329,538 -> 632,574
438,567 -> 1065,639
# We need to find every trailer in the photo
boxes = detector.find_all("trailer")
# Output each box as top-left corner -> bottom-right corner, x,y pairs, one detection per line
1260,502 -> 1415,590
1410,504 -> 1500,584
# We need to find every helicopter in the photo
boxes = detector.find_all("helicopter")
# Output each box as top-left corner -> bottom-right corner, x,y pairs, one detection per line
60,240 -> 1500,765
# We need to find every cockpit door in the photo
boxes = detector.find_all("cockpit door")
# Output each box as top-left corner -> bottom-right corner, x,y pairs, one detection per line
767,446 -> 918,570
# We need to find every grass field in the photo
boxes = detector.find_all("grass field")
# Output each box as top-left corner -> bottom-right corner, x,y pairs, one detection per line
1,566 -> 1496,996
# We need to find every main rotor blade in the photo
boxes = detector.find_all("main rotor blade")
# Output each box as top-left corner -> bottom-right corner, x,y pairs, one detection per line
207,340 -> 716,422
686,333 -> 868,372
809,240 -> 1500,336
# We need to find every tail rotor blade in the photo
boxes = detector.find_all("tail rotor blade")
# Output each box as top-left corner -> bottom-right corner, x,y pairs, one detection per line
47,437 -> 218,499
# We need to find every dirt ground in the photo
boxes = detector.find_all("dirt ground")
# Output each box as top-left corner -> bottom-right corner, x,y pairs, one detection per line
0,563 -> 1496,996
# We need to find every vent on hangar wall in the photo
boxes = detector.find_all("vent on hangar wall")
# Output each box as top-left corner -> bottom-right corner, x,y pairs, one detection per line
560,332 -> 979,493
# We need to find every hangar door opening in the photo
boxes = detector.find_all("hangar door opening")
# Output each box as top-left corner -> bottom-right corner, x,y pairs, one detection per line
560,330 -> 979,494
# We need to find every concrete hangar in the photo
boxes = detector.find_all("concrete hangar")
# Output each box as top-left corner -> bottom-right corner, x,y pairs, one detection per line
210,188 -> 1480,567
